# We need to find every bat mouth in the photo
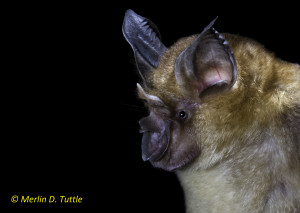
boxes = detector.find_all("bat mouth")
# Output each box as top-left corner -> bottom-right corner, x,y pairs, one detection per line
140,129 -> 170,162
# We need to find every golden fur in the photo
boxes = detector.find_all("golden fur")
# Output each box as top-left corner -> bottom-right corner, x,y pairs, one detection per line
142,34 -> 300,212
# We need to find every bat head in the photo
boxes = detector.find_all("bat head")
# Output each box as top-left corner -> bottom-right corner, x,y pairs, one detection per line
122,10 -> 237,171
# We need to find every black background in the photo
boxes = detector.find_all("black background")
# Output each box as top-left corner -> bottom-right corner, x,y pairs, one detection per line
5,2 -> 299,212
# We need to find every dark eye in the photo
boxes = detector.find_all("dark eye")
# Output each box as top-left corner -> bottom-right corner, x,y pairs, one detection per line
178,110 -> 187,119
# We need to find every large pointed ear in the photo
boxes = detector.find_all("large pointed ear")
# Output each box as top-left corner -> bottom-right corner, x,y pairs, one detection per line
122,9 -> 167,86
175,17 -> 237,99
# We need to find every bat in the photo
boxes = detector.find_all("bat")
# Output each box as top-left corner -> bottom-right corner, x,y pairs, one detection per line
122,9 -> 300,213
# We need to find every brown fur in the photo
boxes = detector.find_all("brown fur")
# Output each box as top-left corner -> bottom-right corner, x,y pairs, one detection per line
140,34 -> 300,212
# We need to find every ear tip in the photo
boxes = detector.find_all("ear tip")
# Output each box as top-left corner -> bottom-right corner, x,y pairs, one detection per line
124,9 -> 145,25
123,9 -> 140,29
124,9 -> 137,18
209,16 -> 219,27
201,16 -> 219,33
122,9 -> 140,45
123,9 -> 138,30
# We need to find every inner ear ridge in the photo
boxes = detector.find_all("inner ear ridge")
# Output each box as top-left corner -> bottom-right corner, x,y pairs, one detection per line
211,28 -> 237,85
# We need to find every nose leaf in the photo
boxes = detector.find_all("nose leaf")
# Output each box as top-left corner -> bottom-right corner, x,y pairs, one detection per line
142,131 -> 161,161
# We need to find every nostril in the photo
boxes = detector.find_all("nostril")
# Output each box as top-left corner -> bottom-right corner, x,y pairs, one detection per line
138,114 -> 165,133
138,116 -> 159,132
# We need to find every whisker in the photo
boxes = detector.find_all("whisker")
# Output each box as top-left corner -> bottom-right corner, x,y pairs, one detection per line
120,103 -> 145,109
120,103 -> 147,113
125,126 -> 141,129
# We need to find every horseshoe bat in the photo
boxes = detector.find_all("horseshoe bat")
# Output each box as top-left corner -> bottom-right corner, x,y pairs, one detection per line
122,10 -> 300,213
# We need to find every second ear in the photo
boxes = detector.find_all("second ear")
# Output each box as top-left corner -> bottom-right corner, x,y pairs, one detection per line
175,19 -> 237,98
122,10 -> 167,86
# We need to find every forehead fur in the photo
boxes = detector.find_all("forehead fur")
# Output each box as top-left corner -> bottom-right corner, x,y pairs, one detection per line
149,35 -> 198,105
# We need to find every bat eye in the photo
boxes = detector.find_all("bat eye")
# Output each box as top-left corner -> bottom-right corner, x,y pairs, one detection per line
178,110 -> 187,119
